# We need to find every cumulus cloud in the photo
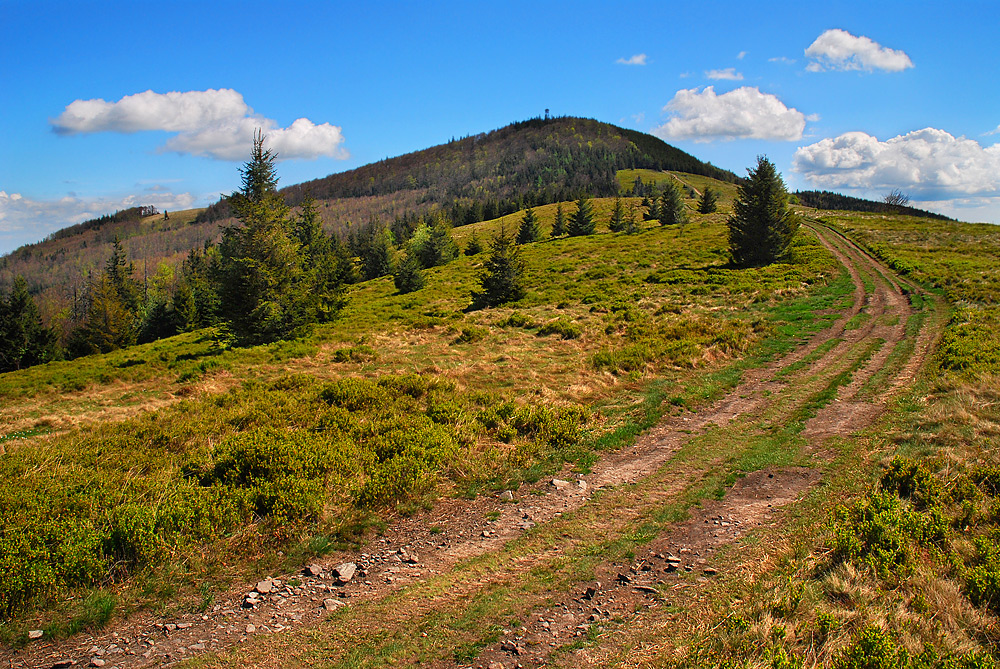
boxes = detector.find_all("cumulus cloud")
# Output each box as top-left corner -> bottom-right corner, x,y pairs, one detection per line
51,89 -> 348,161
705,68 -> 743,81
616,54 -> 647,66
805,29 -> 913,72
653,86 -> 807,142
793,128 -> 1000,199
0,189 -> 197,253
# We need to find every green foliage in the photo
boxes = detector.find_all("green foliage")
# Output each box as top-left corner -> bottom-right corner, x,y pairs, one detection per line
0,276 -> 59,372
516,208 -> 541,244
728,156 -> 799,266
698,186 -> 718,214
216,131 -> 313,346
292,196 -> 351,322
471,226 -> 527,309
358,226 -> 397,280
393,253 -> 425,294
550,203 -> 566,237
537,318 -> 582,340
567,195 -> 596,237
658,181 -> 687,226
464,231 -> 483,256
454,325 -> 488,344
608,196 -> 626,232
410,219 -> 459,268
831,625 -> 910,669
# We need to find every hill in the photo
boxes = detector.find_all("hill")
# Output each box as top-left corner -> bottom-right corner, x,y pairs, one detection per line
795,189 -> 953,220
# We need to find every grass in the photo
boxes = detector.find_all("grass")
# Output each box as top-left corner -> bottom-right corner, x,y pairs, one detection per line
0,187 -> 852,641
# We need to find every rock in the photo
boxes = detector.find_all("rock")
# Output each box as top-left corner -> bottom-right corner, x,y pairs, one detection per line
500,490 -> 515,501
399,550 -> 419,565
165,623 -> 177,631
305,564 -> 323,577
255,580 -> 273,594
90,661 -> 106,668
704,567 -> 718,576
176,622 -> 193,629
583,586 -> 598,600
634,585 -> 659,595
550,478 -> 571,489
28,629 -> 44,640
617,573 -> 632,584
333,562 -> 357,582
189,643 -> 206,651
323,598 -> 345,611
577,480 -> 588,491
246,624 -> 256,634
51,662 -> 76,669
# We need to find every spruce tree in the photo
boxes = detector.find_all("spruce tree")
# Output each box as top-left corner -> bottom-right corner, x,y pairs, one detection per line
567,195 -> 596,236
608,196 -> 626,232
643,194 -> 659,222
659,181 -> 686,226
393,252 -> 425,294
727,156 -> 799,267
550,203 -> 566,237
698,186 -> 718,214
517,208 -> 541,244
625,202 -> 640,234
0,276 -> 58,372
464,231 -> 483,256
471,225 -> 526,309
293,196 -> 349,322
216,130 -> 310,345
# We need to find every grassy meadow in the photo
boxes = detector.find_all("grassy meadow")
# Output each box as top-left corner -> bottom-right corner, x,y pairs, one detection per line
0,186 -> 852,640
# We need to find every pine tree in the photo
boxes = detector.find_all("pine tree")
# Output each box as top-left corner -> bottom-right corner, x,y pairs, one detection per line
659,181 -> 686,226
625,202 -> 640,234
464,231 -> 483,256
393,252 -> 425,294
698,186 -> 718,214
293,196 -> 349,322
632,175 -> 644,196
550,203 -> 566,237
517,208 -> 541,244
643,194 -> 659,222
608,196 -> 626,232
567,195 -> 596,236
0,276 -> 58,372
471,225 -> 527,309
727,156 -> 799,267
216,130 -> 310,345
359,226 -> 396,280
410,219 -> 459,268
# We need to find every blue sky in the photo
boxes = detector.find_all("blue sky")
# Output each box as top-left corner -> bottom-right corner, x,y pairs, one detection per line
2,0 -> 998,254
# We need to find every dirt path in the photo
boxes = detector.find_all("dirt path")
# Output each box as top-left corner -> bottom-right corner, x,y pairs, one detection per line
5,223 -> 943,669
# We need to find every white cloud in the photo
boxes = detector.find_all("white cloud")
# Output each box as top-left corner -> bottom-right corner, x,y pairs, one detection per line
616,54 -> 647,66
51,89 -> 348,161
0,189 -> 197,252
793,128 -> 1000,199
805,29 -> 913,72
653,86 -> 808,142
705,68 -> 743,81
769,56 -> 796,65
737,51 -> 747,60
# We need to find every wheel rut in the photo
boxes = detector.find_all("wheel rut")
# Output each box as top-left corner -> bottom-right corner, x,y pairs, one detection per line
5,223 -> 943,669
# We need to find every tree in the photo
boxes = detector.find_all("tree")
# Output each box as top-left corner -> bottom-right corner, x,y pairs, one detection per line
471,225 -> 526,309
0,276 -> 58,372
67,274 -> 139,357
464,231 -> 483,256
550,203 -> 566,237
643,194 -> 659,221
517,207 -> 541,244
410,219 -> 459,268
293,196 -> 350,322
216,130 -> 311,345
608,196 -> 626,232
567,195 -> 596,236
625,202 -> 640,234
882,189 -> 911,210
698,186 -> 718,214
659,181 -> 686,226
358,226 -> 396,280
393,252 -> 425,294
727,156 -> 799,267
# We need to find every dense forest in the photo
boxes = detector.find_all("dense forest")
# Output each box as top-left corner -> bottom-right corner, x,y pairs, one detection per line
794,190 -> 953,220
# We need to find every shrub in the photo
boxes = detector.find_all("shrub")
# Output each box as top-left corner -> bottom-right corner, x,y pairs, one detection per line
537,318 -> 582,340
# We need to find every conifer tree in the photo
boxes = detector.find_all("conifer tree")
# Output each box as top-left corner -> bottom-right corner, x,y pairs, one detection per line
359,226 -> 396,280
727,156 -> 799,267
698,186 -> 718,214
0,276 -> 58,372
659,181 -> 686,226
216,130 -> 310,345
517,208 -> 541,244
471,225 -> 526,309
393,252 -> 425,294
465,230 -> 483,256
608,196 -> 626,232
625,202 -> 640,234
643,194 -> 659,221
550,204 -> 566,237
567,195 -> 596,236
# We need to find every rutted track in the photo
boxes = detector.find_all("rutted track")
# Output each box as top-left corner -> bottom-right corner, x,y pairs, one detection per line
5,222 -> 944,669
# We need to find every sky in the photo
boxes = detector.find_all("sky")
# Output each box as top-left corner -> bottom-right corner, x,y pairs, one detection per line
1,0 -> 998,254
